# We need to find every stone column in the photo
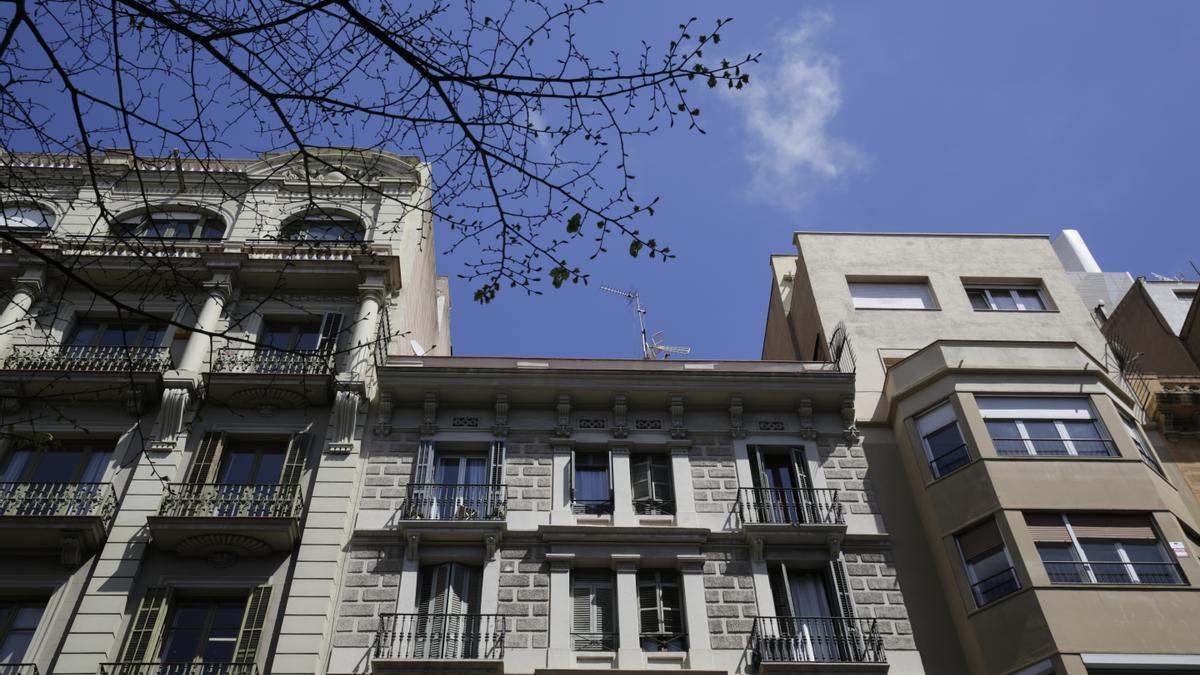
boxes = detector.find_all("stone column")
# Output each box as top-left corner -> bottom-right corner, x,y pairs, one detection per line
677,554 -> 713,668
177,273 -> 233,373
612,553 -> 641,669
550,443 -> 574,525
546,553 -> 575,667
347,280 -> 385,379
0,267 -> 44,358
669,443 -> 698,527
610,444 -> 635,526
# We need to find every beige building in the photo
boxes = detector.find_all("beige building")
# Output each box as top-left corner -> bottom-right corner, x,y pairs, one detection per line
765,232 -> 1200,675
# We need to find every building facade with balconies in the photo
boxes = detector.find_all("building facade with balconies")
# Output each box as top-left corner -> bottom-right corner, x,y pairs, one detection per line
764,232 -> 1200,675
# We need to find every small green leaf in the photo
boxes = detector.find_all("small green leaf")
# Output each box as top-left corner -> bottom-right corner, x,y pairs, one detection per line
629,241 -> 644,257
566,212 -> 582,233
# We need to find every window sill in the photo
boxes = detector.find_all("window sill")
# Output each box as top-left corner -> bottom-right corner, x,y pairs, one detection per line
969,309 -> 1060,314
852,307 -> 941,312
1043,581 -> 1189,590
637,514 -> 675,526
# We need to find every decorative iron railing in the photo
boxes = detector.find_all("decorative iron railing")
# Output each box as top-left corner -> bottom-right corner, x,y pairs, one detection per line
571,498 -> 614,515
4,344 -> 172,373
572,631 -> 618,651
212,347 -> 333,376
992,437 -> 1117,457
971,567 -> 1021,606
1044,560 -> 1185,585
929,443 -> 971,478
735,487 -> 844,526
632,498 -> 675,516
400,483 -> 506,521
374,613 -> 506,660
157,483 -> 303,519
0,663 -> 39,675
99,663 -> 258,675
752,616 -> 885,664
640,632 -> 687,652
0,482 -> 116,522
244,238 -> 373,262
828,322 -> 856,374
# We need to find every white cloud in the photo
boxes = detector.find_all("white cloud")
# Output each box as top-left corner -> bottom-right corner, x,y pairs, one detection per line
732,12 -> 863,201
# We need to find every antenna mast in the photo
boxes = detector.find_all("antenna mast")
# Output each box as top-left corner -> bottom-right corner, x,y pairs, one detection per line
601,286 -> 691,360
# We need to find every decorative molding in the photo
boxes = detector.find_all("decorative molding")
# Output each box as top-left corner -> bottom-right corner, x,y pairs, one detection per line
328,389 -> 361,453
405,532 -> 421,560
828,533 -> 844,558
577,418 -> 606,430
751,536 -> 765,563
484,534 -> 499,561
553,394 -> 572,438
1,386 -> 21,413
546,552 -> 575,572
675,554 -> 706,574
728,395 -> 746,439
610,553 -> 641,572
669,393 -> 687,439
126,386 -> 146,416
633,418 -> 663,431
228,386 -> 308,410
374,391 -> 393,436
842,397 -> 861,444
420,392 -> 438,437
151,387 -> 191,452
757,420 -> 786,432
60,533 -> 82,567
492,393 -> 510,437
452,416 -> 480,428
611,394 -> 629,439
176,533 -> 271,557
798,398 -> 816,440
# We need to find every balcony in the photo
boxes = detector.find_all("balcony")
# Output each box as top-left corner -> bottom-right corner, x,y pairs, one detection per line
98,663 -> 258,675
971,567 -> 1021,607
4,344 -> 172,373
400,483 -> 506,521
1,344 -> 173,406
212,347 -> 333,376
1044,560 -> 1185,586
207,348 -> 335,405
147,483 -> 303,556
0,666 -> 39,675
752,617 -> 886,671
373,613 -> 506,675
735,488 -> 846,549
0,482 -> 116,563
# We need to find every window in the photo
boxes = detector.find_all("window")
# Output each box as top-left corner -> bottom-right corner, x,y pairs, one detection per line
414,563 -> 482,659
956,518 -> 1019,606
0,205 -> 55,234
115,211 -> 225,240
1174,289 -> 1197,303
764,560 -> 858,663
254,314 -> 342,374
0,600 -> 45,664
1120,413 -> 1164,475
1027,513 -> 1184,585
0,440 -> 112,517
916,402 -> 971,478
744,447 -> 833,524
407,441 -> 506,520
572,570 -> 615,651
280,214 -> 364,241
848,281 -> 936,310
118,586 -> 272,665
571,451 -> 612,514
637,570 -> 684,652
66,318 -> 167,353
630,453 -> 673,515
175,432 -> 308,519
977,398 -> 1115,457
966,286 -> 1048,311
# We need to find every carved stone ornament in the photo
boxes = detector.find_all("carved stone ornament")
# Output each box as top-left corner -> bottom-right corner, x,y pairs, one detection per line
751,536 -> 765,563
728,395 -> 747,439
669,394 -> 687,439
842,396 -> 861,444
553,394 -> 572,438
406,532 -> 421,560
60,533 -> 83,567
374,391 -> 394,437
420,392 -> 438,437
492,393 -> 510,437
228,387 -> 308,410
611,393 -> 629,439
177,533 -> 271,557
485,534 -> 499,561
151,387 -> 190,452
328,389 -> 361,454
798,398 -> 817,440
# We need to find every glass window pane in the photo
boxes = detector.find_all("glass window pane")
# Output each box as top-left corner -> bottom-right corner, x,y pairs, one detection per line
968,548 -> 1010,580
12,605 -> 44,630
30,448 -> 85,482
0,630 -> 35,662
218,451 -> 257,484
292,325 -> 321,350
985,420 -> 1024,455
255,450 -> 286,485
68,323 -> 99,347
576,467 -> 609,502
1017,289 -> 1046,310
989,291 -> 1018,310
80,450 -> 112,483
1121,541 -> 1169,564
0,449 -> 33,482
1024,421 -> 1066,455
967,290 -> 990,310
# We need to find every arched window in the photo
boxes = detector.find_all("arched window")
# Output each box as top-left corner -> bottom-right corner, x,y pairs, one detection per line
280,214 -> 364,242
0,205 -> 56,234
115,210 -> 225,240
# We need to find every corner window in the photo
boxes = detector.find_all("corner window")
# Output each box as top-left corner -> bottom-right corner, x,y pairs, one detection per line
848,281 -> 936,310
280,214 -> 363,241
956,518 -> 1019,606
0,205 -> 55,234
965,286 -> 1048,311
916,402 -> 970,478
1026,513 -> 1184,585
1120,414 -> 1164,475
115,211 -> 225,240
977,398 -> 1115,457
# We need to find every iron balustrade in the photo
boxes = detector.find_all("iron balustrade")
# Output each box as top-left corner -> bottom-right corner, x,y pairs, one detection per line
572,499 -> 614,515
400,483 -> 506,520
640,632 -> 687,652
0,664 -> 39,675
1044,560 -> 1185,585
991,437 -> 1117,457
243,239 -> 374,262
374,613 -> 506,660
4,344 -> 172,373
213,347 -> 333,376
0,482 -> 116,521
929,443 -> 971,478
735,488 -> 844,526
632,498 -> 675,516
99,663 -> 258,675
971,567 -> 1021,606
752,616 -> 885,665
572,632 -> 618,651
157,483 -> 304,519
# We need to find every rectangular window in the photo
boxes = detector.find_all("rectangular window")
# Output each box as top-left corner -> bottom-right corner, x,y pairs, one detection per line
637,570 -> 685,652
1026,513 -> 1184,585
119,587 -> 272,665
413,563 -> 482,659
965,286 -> 1048,311
66,318 -> 167,351
848,281 -> 936,310
977,397 -> 1115,457
630,453 -> 674,515
572,451 -> 612,514
956,519 -> 1019,606
572,570 -> 615,651
1120,414 -> 1164,475
915,402 -> 971,478
0,600 -> 46,662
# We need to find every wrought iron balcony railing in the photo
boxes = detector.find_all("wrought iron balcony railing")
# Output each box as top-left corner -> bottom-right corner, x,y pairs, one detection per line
212,347 -> 333,376
0,482 -> 116,521
971,567 -> 1021,606
929,443 -> 971,478
374,613 -> 506,660
99,663 -> 258,675
400,483 -> 506,521
157,482 -> 303,519
572,631 -> 618,651
632,497 -> 675,516
992,437 -> 1117,457
4,344 -> 172,373
0,663 -> 39,675
571,498 -> 614,515
640,632 -> 687,652
244,238 -> 375,262
735,487 -> 844,526
1044,560 -> 1185,585
752,616 -> 885,664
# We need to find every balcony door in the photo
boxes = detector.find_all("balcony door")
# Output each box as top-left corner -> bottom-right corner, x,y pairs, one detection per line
750,447 -> 814,524
410,441 -> 506,521
119,586 -> 272,670
432,455 -> 487,519
0,441 -> 111,515
158,600 -> 245,666
414,563 -> 481,659
66,318 -> 167,355
770,566 -> 840,662
182,433 -> 308,519
0,601 -> 45,666
256,314 -> 341,374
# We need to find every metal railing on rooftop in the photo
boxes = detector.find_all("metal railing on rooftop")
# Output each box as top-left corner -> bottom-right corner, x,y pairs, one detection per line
157,482 -> 303,519
374,613 -> 506,660
0,482 -> 116,522
4,344 -> 172,373
752,616 -> 884,665
735,487 -> 844,526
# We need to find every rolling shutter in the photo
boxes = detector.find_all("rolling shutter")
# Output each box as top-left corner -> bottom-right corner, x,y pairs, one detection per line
185,432 -> 225,484
234,585 -> 273,662
1025,514 -> 1071,542
120,587 -> 171,661
1069,514 -> 1156,540
958,518 -> 1005,561
279,432 -> 310,485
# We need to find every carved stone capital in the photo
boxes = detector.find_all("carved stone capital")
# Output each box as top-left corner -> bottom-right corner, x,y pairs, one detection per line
492,393 -> 510,437
420,392 -> 438,437
553,394 -> 572,438
546,552 -> 575,572
728,395 -> 747,439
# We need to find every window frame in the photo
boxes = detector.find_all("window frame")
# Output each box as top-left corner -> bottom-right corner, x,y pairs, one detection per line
635,569 -> 685,652
964,285 -> 1050,312
630,452 -> 674,515
158,597 -> 246,663
115,210 -> 226,240
66,317 -> 169,351
0,439 -> 113,484
1031,513 -> 1183,586
571,570 -> 616,651
953,518 -> 1020,607
915,401 -> 971,479
847,280 -> 938,310
279,214 -> 365,242
1120,413 -> 1164,475
0,204 -> 56,234
0,598 -> 47,662
977,397 -> 1115,458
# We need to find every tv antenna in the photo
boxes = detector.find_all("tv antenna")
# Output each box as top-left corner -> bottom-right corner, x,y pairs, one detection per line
601,286 -> 691,360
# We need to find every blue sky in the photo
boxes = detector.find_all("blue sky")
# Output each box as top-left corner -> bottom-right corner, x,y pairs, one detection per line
446,1 -> 1200,359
